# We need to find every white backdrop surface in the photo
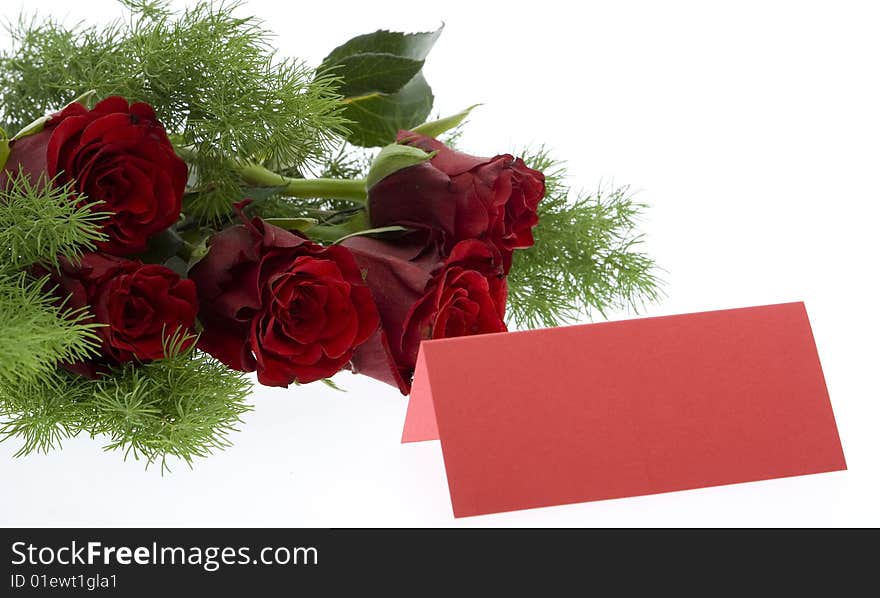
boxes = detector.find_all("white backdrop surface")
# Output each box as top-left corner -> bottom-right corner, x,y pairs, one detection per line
1,0 -> 878,526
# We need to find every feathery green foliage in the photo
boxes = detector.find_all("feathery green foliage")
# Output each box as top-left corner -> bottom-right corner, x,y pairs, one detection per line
0,273 -> 102,386
0,334 -> 253,471
0,369 -> 94,457
0,0 -> 348,223
507,148 -> 662,328
87,336 -> 252,472
0,172 -> 107,388
0,172 -> 107,270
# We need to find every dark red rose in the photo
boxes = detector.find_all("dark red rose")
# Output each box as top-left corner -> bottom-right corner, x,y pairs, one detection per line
343,237 -> 507,394
188,211 -> 380,387
367,131 -> 545,272
1,96 -> 187,256
50,253 -> 198,376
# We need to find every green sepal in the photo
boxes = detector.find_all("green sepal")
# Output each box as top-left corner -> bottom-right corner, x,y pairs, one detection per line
410,104 -> 482,139
304,211 -> 407,244
320,378 -> 347,392
365,143 -> 436,189
11,90 -> 97,141
0,127 -> 10,172
12,116 -> 50,141
332,225 -> 408,245
185,236 -> 210,271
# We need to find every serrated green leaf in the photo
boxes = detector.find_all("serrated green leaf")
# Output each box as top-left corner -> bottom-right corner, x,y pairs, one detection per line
332,53 -> 425,98
366,143 -> 436,189
342,73 -> 434,147
320,27 -> 443,69
319,28 -> 442,147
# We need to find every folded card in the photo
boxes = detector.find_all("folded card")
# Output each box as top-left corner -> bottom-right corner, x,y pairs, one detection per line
403,302 -> 846,517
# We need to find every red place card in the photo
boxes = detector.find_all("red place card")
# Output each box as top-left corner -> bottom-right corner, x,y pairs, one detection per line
402,302 -> 846,518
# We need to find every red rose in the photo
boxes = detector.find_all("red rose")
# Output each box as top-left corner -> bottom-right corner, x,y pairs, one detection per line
1,96 -> 187,255
367,131 -> 545,272
51,253 -> 198,376
188,211 -> 380,387
343,237 -> 507,394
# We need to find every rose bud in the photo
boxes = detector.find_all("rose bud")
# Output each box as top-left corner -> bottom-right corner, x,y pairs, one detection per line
188,211 -> 380,387
48,253 -> 198,377
0,96 -> 187,256
366,131 -> 545,272
342,237 -> 507,394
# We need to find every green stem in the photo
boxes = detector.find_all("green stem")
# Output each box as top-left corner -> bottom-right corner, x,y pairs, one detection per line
174,145 -> 368,203
238,163 -> 367,203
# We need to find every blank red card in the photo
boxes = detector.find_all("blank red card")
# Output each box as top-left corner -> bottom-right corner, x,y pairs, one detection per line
403,302 -> 846,517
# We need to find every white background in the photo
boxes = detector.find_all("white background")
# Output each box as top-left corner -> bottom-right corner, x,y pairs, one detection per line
1,0 -> 878,526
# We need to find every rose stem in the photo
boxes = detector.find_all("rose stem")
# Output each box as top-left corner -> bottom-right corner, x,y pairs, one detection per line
174,146 -> 367,203
237,163 -> 367,202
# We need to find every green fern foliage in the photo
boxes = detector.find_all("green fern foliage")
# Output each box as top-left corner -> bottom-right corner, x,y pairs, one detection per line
0,172 -> 107,270
0,0 -> 348,223
0,334 -> 252,471
507,148 -> 662,328
0,273 -> 102,386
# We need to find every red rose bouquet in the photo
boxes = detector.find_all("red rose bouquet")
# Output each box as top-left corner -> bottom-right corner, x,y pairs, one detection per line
0,1 -> 659,469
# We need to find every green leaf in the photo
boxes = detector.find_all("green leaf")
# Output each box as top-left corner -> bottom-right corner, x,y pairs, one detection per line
342,72 -> 435,147
410,104 -> 482,139
365,143 -> 436,189
320,27 -> 443,68
319,28 -> 442,147
332,53 -> 425,98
